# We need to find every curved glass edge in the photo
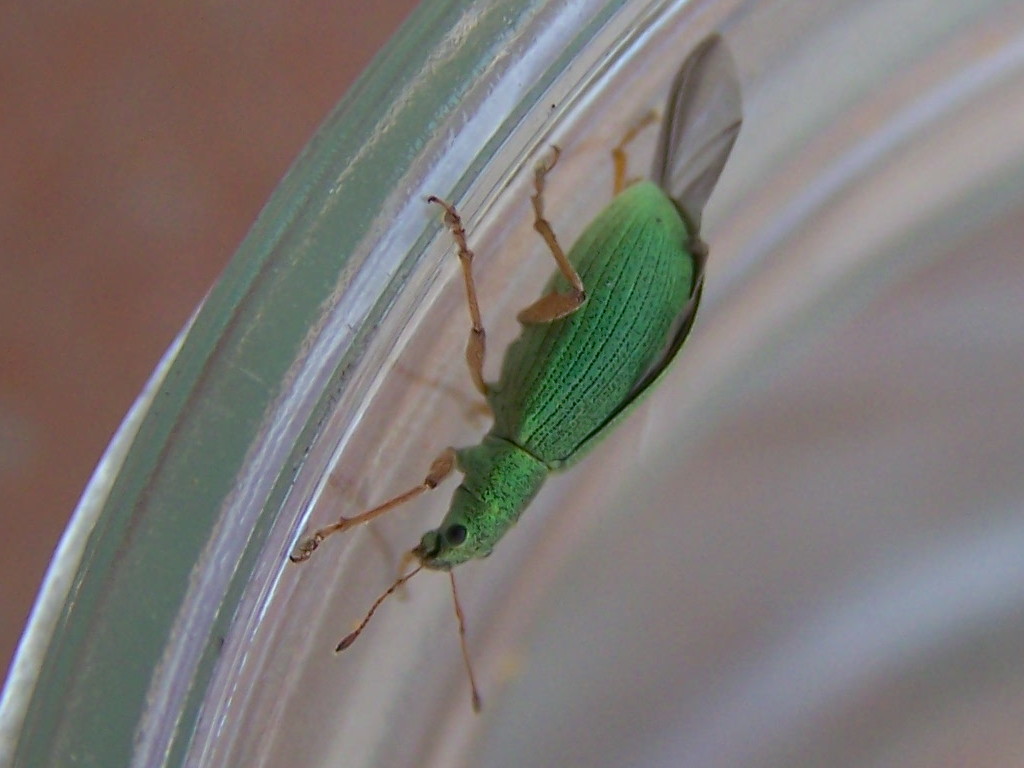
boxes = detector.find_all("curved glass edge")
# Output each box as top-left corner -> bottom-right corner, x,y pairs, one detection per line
3,0 -> 622,766
0,321 -> 189,767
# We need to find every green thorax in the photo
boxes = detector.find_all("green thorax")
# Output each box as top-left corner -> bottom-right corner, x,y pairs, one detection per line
489,180 -> 695,463
413,436 -> 548,570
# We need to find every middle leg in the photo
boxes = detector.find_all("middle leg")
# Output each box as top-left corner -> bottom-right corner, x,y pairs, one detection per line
517,146 -> 587,324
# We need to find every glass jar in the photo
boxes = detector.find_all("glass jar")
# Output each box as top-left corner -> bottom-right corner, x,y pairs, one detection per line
4,0 -> 1024,766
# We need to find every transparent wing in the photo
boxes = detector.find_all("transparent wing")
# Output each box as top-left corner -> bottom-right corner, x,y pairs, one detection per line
651,33 -> 743,229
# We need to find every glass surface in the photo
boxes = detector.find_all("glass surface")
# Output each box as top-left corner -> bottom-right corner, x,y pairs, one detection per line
4,0 -> 1024,766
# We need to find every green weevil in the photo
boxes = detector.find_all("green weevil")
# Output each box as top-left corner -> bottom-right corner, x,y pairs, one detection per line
291,33 -> 742,709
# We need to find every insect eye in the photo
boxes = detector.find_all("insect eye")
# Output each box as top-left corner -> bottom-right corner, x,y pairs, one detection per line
444,524 -> 467,546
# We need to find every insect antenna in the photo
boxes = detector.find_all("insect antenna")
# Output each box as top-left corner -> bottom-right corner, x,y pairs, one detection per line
335,565 -> 423,651
450,571 -> 482,712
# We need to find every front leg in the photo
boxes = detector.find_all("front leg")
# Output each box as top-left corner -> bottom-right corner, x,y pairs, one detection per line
290,448 -> 457,563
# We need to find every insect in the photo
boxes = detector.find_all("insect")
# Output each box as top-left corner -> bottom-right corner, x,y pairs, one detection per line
291,33 -> 742,710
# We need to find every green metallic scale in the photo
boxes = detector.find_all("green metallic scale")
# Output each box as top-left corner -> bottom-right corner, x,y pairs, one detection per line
291,34 -> 742,707
420,180 -> 695,568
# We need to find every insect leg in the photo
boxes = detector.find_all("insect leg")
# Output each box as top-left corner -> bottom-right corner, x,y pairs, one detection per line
427,196 -> 489,396
517,146 -> 587,324
612,110 -> 659,194
290,448 -> 457,563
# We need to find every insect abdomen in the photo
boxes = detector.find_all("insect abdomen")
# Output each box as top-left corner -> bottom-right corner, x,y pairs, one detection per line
490,181 -> 695,463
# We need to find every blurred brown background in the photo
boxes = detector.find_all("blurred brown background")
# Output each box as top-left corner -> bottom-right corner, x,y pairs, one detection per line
1,0 -> 420,680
